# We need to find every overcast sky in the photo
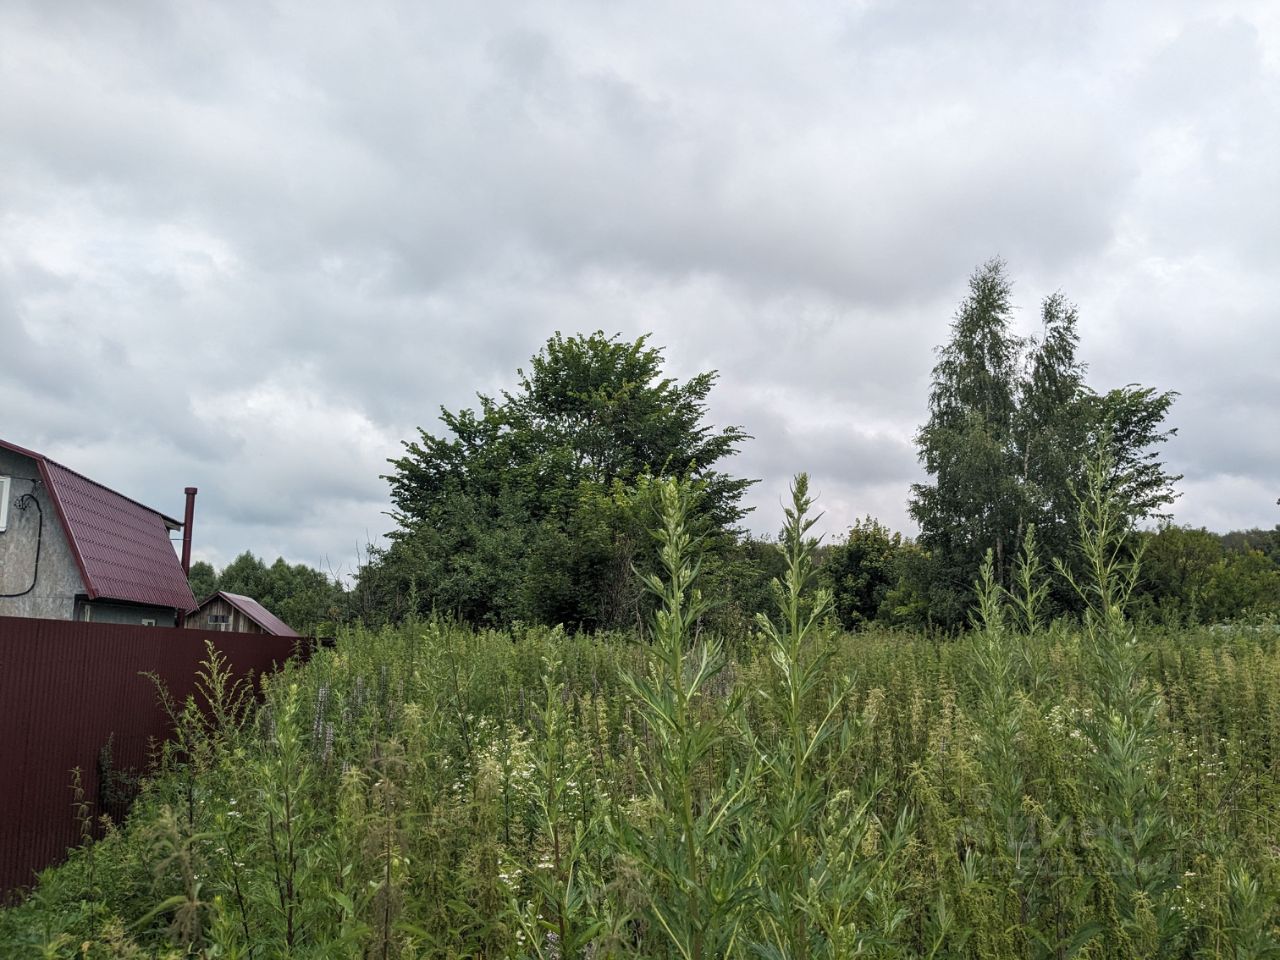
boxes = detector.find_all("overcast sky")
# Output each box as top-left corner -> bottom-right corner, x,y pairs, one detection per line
2,1 -> 1277,576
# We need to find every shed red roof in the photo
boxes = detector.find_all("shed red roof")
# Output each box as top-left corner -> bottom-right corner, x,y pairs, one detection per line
1,439 -> 197,612
208,591 -> 301,637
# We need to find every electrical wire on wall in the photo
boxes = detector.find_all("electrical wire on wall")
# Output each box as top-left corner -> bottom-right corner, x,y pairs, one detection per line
0,479 -> 44,599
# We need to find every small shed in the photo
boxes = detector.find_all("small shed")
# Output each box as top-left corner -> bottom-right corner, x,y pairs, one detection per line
185,591 -> 300,637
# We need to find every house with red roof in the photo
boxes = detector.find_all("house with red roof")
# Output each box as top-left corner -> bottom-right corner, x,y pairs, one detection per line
0,438 -> 198,626
185,591 -> 300,637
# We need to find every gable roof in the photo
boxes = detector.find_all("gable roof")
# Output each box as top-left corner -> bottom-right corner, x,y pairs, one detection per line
0,438 -> 197,612
203,591 -> 301,637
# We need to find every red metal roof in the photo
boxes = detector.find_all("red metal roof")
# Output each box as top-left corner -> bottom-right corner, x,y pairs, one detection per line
1,439 -> 197,612
208,591 -> 301,637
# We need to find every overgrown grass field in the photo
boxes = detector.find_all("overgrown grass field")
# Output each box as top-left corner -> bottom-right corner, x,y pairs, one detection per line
3,480 -> 1278,958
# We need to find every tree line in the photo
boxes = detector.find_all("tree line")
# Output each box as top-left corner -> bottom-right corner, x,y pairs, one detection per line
198,260 -> 1279,633
187,553 -> 348,635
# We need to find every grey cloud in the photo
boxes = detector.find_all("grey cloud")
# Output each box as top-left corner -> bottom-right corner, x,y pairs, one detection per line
2,0 -> 1277,573
1171,404 -> 1280,484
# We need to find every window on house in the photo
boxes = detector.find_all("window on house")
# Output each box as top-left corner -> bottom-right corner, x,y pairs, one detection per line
81,605 -> 92,622
0,476 -> 10,532
208,614 -> 230,631
141,618 -> 156,627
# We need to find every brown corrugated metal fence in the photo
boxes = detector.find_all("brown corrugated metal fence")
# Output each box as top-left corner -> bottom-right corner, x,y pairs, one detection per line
0,616 -> 305,896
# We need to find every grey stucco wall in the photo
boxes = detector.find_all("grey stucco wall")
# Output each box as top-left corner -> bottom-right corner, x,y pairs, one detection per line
0,448 -> 85,620
74,599 -> 179,627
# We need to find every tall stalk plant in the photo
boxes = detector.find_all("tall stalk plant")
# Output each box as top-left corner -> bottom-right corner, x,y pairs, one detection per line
966,550 -> 1030,957
749,474 -> 891,959
612,478 -> 756,960
1058,451 -> 1181,956
516,654 -> 606,958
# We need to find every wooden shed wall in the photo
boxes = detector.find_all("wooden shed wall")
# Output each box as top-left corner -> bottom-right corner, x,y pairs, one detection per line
185,596 -> 267,634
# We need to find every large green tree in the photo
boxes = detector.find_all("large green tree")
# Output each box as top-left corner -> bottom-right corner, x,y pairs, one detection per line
910,259 -> 1181,627
909,261 -> 1027,625
1131,525 -> 1223,624
1088,384 -> 1181,520
821,517 -> 908,630
368,331 -> 753,629
187,560 -> 219,603
1012,292 -> 1092,566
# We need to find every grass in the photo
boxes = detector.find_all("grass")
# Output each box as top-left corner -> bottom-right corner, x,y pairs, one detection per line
2,478 -> 1278,958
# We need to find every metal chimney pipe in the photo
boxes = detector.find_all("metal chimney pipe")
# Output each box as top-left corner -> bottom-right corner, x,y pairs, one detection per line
181,487 -> 197,577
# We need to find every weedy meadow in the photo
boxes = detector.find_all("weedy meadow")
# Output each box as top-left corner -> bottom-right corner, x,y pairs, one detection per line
2,476 -> 1279,958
